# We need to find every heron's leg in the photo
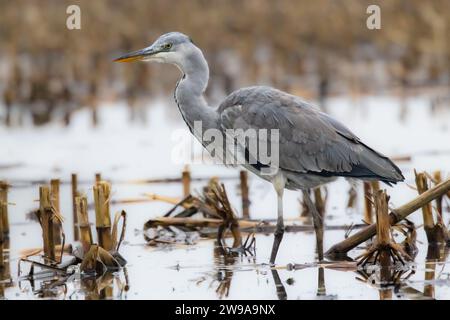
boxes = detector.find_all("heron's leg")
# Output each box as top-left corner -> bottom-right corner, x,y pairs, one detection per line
302,189 -> 324,261
270,173 -> 286,265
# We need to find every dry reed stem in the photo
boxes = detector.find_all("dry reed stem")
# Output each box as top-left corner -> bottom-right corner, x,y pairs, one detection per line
110,198 -> 156,205
357,190 -> 411,268
204,181 -> 242,248
326,178 -> 450,257
71,173 -> 79,241
375,191 -> 390,246
50,179 -> 62,245
111,210 -> 127,252
415,170 -> 449,244
363,182 -> 373,224
143,193 -> 184,206
87,196 -> 185,209
371,181 -> 380,222
433,171 -> 443,217
239,170 -> 250,219
146,217 -> 258,229
145,180 -> 243,249
0,181 -> 9,235
94,181 -> 112,251
182,165 -> 191,197
76,195 -> 93,253
370,181 -> 380,193
39,186 -> 55,261
50,179 -> 60,214
375,191 -> 392,268
145,217 -> 365,236
415,171 -> 435,229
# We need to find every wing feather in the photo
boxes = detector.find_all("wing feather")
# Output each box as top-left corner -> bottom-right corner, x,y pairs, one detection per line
218,86 -> 404,183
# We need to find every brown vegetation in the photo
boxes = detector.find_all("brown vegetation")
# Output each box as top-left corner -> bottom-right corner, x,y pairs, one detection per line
1,1 -> 448,126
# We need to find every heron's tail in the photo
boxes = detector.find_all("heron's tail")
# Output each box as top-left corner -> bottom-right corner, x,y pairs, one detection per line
352,142 -> 405,185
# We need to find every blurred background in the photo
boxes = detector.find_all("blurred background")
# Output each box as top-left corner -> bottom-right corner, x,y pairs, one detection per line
1,0 -> 450,300
0,0 -> 448,127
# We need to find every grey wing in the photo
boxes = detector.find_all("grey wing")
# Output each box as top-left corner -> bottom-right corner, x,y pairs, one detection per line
218,86 -> 404,184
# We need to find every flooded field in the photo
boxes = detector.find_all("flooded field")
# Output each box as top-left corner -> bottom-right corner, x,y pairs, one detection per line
1,96 -> 450,300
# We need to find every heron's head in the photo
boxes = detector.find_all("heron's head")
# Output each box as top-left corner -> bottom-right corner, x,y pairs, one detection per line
114,32 -> 197,69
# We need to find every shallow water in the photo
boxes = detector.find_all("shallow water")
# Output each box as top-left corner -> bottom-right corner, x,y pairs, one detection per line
1,96 -> 450,299
1,175 -> 450,300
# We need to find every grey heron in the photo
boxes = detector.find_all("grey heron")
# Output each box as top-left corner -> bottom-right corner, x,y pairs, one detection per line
115,32 -> 404,264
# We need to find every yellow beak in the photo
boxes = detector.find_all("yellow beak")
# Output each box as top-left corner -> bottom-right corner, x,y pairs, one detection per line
114,48 -> 153,63
114,54 -> 145,63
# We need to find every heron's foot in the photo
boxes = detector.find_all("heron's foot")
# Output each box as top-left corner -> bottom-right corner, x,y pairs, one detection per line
356,239 -> 412,268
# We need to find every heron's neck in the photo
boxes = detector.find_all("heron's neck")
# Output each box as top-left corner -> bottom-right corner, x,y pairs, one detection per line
174,47 -> 219,136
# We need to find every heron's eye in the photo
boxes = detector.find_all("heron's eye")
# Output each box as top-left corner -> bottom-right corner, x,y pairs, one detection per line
164,43 -> 172,50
